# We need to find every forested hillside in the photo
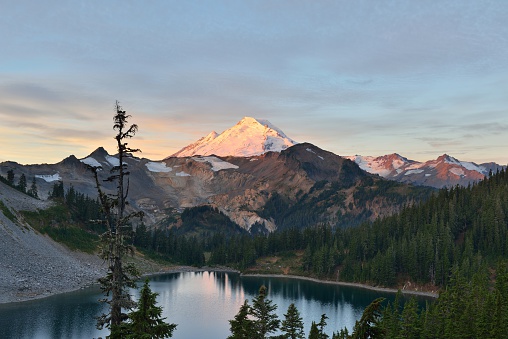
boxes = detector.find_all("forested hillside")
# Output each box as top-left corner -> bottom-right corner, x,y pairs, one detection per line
223,168 -> 508,338
210,168 -> 508,289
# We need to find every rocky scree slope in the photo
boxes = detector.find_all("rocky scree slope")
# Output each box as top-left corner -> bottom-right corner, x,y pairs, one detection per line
0,181 -> 105,303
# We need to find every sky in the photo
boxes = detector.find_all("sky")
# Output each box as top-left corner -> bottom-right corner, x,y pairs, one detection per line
1,0 -> 507,165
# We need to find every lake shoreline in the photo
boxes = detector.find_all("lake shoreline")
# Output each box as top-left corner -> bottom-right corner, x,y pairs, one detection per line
241,273 -> 439,298
0,265 -> 240,305
1,265 -> 436,305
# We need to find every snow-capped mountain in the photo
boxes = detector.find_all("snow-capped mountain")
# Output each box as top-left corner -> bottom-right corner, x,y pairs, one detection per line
346,153 -> 505,188
170,117 -> 298,158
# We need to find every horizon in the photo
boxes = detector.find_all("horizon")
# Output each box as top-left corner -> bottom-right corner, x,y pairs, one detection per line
4,116 -> 506,167
1,1 -> 507,165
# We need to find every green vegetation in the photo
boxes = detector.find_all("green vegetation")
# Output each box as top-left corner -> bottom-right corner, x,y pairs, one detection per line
21,201 -> 100,254
116,279 -> 177,338
228,285 -> 280,339
209,168 -> 508,290
0,169 -> 39,199
0,199 -> 17,223
133,223 -> 206,266
259,177 -> 432,231
228,262 -> 508,338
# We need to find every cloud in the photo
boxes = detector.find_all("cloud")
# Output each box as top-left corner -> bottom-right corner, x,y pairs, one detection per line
0,1 -> 507,165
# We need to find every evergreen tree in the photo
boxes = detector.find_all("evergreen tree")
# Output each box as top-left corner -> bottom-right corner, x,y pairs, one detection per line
281,303 -> 305,339
6,169 -> 14,185
117,279 -> 176,338
308,314 -> 329,339
317,314 -> 329,339
27,177 -> 38,198
398,297 -> 419,339
250,285 -> 280,338
332,328 -> 349,339
350,297 -> 385,339
50,181 -> 65,199
308,322 -> 320,339
91,102 -> 145,336
17,173 -> 27,193
228,300 -> 254,339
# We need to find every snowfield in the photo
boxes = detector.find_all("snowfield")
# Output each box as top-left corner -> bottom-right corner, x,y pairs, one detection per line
193,156 -> 239,171
145,161 -> 172,173
80,157 -> 102,168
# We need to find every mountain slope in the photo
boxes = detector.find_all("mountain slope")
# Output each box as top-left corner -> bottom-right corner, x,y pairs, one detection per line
0,181 -> 105,303
0,142 -> 432,233
346,154 -> 505,188
170,117 -> 298,158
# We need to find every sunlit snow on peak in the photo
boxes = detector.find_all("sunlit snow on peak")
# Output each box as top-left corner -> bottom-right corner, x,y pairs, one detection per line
171,117 -> 298,158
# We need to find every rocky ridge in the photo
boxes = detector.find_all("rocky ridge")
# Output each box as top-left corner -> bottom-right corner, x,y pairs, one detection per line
346,153 -> 505,188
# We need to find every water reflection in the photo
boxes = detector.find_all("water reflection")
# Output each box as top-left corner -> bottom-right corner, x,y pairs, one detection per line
0,286 -> 108,339
0,272 -> 430,339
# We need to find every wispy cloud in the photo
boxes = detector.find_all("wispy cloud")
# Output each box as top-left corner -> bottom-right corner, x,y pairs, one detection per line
0,1 -> 507,164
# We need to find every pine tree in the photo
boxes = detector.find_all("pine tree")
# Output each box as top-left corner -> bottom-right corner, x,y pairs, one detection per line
398,297 -> 419,339
116,279 -> 176,338
250,285 -> 280,338
6,169 -> 14,186
308,314 -> 329,339
317,314 -> 329,339
281,303 -> 305,339
351,297 -> 385,339
27,177 -> 38,198
50,181 -> 65,199
228,300 -> 254,339
17,173 -> 27,193
90,101 -> 144,336
308,322 -> 320,339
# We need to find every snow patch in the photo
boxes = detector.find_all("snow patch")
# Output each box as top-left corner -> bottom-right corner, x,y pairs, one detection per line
444,156 -> 461,166
80,157 -> 101,167
347,155 -> 392,177
35,173 -> 61,182
459,161 -> 483,173
425,174 -> 432,177
145,162 -> 172,173
307,148 -> 324,160
406,163 -> 425,170
176,171 -> 191,177
392,159 -> 405,169
405,169 -> 424,175
449,168 -> 465,176
105,155 -> 120,167
193,156 -> 239,171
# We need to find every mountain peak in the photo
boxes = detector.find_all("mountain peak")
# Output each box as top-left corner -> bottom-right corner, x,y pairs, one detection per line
89,147 -> 109,157
170,117 -> 298,158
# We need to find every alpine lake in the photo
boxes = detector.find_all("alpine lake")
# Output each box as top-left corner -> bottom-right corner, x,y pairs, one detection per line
0,271 -> 431,338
